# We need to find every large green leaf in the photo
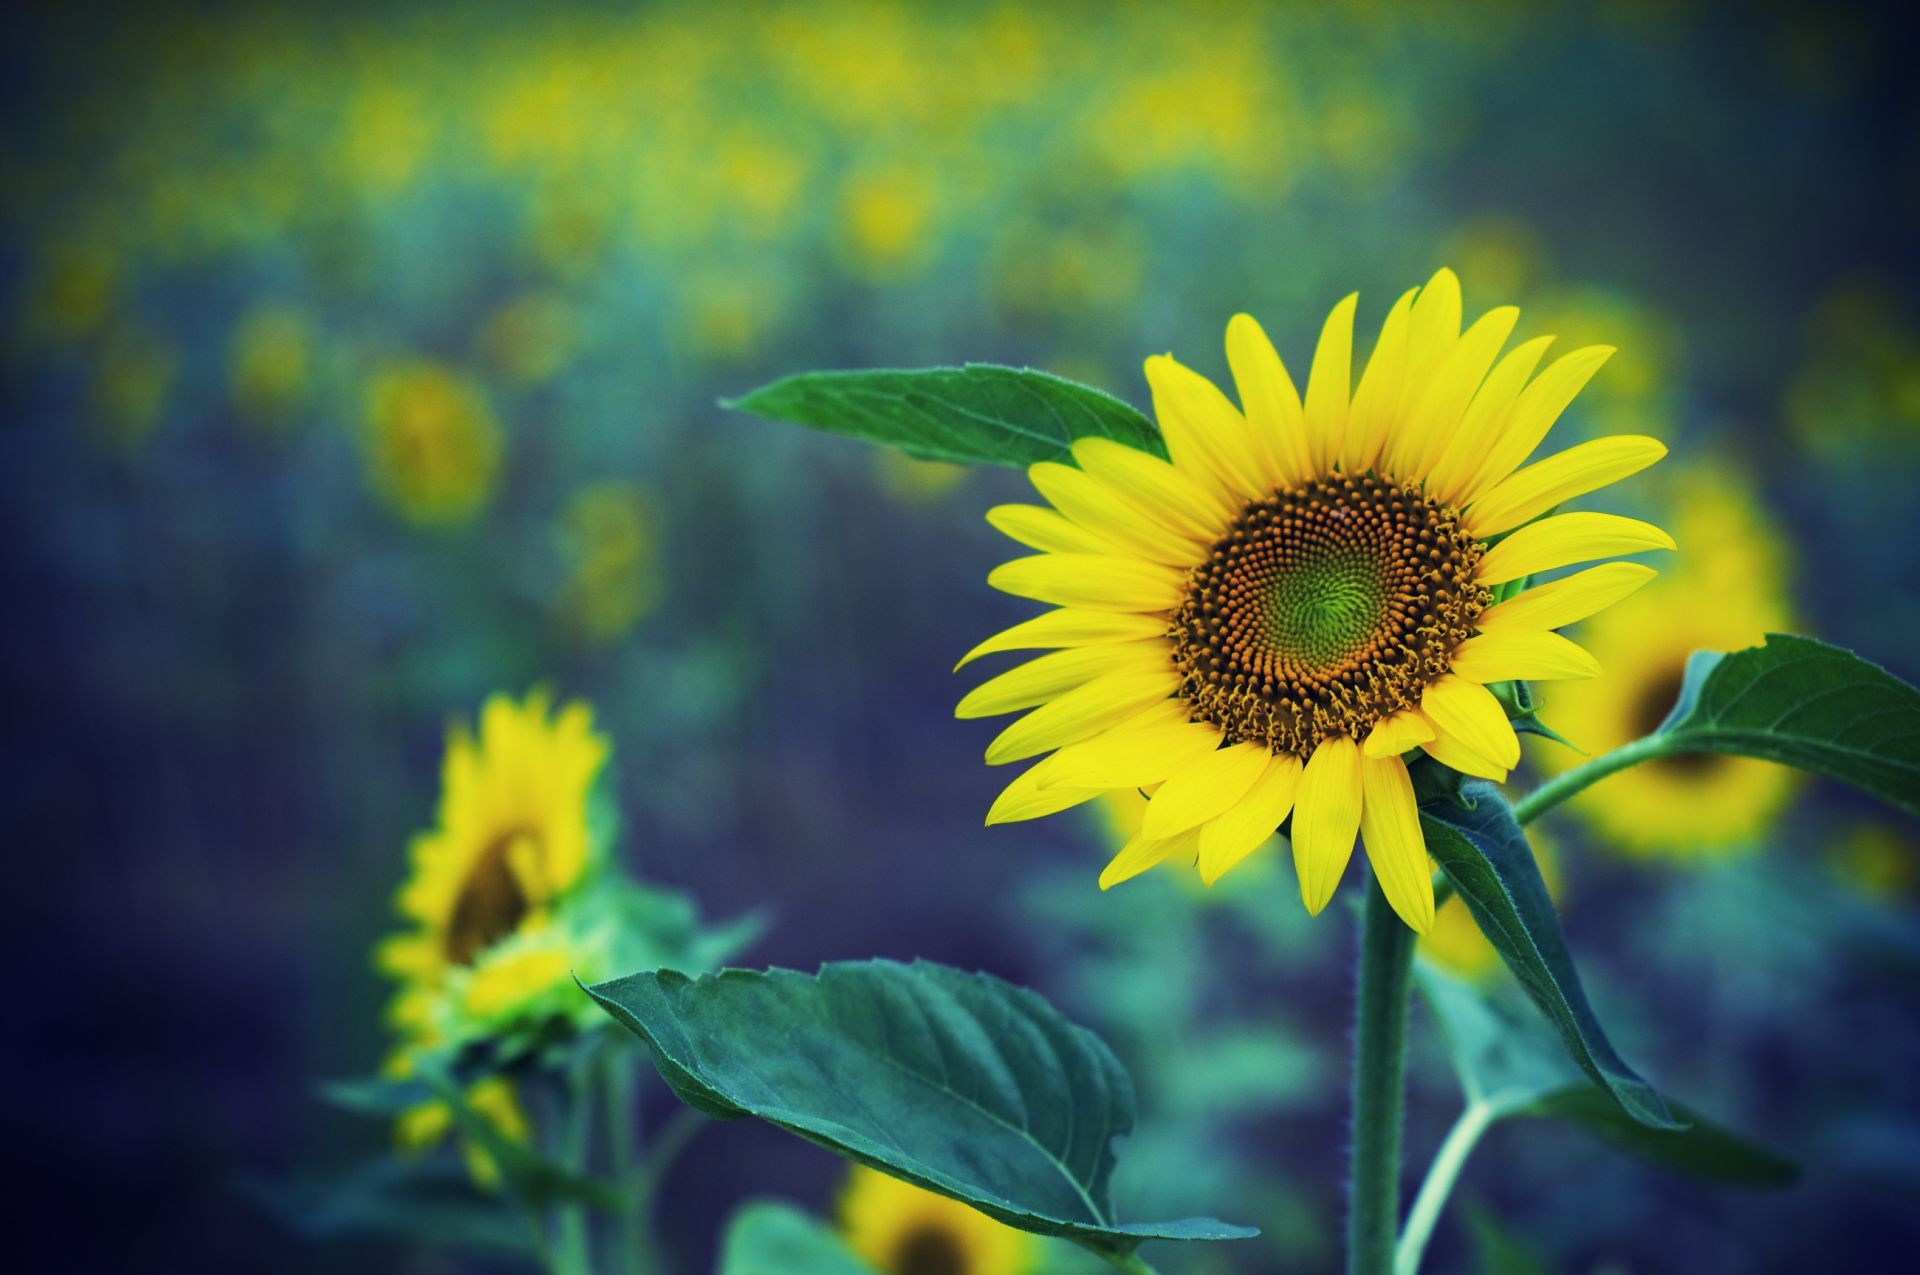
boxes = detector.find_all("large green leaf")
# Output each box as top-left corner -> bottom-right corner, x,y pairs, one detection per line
584,960 -> 1256,1262
725,365 -> 1166,468
1420,782 -> 1679,1129
718,1201 -> 875,1275
1658,634 -> 1920,815
1416,963 -> 1796,1186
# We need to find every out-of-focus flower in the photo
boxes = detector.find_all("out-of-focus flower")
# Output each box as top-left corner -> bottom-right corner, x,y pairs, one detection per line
229,306 -> 316,425
839,1165 -> 1035,1275
30,240 -> 118,342
394,1074 -> 529,1191
556,481 -> 660,645
838,163 -> 940,280
1531,464 -> 1797,858
338,84 -> 435,195
959,270 -> 1669,931
480,292 -> 577,387
1786,280 -> 1920,454
1827,819 -> 1919,901
1441,218 -> 1551,302
88,325 -> 175,451
361,360 -> 502,526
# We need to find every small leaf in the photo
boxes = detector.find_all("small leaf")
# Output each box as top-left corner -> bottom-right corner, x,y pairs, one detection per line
725,365 -> 1166,468
584,960 -> 1256,1261
1421,784 -> 1679,1129
719,1201 -> 875,1275
1658,634 -> 1920,816
243,1157 -> 532,1253
1523,1087 -> 1798,1187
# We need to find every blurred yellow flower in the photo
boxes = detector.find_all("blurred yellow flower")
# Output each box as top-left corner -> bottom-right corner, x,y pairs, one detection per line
1531,465 -> 1797,858
339,84 -> 435,194
839,163 -> 939,279
396,1075 -> 529,1192
361,360 -> 502,526
480,292 -> 577,386
1828,819 -> 1919,902
839,1165 -> 1035,1275
557,481 -> 661,645
229,306 -> 315,424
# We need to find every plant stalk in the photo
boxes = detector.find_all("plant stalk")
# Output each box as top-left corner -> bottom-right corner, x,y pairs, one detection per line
1348,874 -> 1417,1275
1393,1099 -> 1498,1275
1511,733 -> 1673,825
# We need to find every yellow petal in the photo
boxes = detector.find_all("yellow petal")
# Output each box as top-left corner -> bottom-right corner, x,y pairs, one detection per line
1225,313 -> 1313,488
1304,293 -> 1358,472
984,503 -> 1118,555
987,554 -> 1186,612
954,608 -> 1171,670
1424,335 -> 1556,505
956,642 -> 1170,718
1413,709 -> 1512,781
1474,562 -> 1656,635
1399,305 -> 1521,477
1418,675 -> 1520,769
1069,437 -> 1232,545
1292,735 -> 1362,915
986,756 -> 1106,824
1477,512 -> 1676,585
984,669 -> 1180,764
1039,717 -> 1222,790
1099,825 -> 1200,890
1459,345 -> 1615,502
1449,631 -> 1601,684
1144,354 -> 1269,503
1196,753 -> 1302,884
1403,267 -> 1463,385
1342,287 -> 1418,475
1360,754 -> 1434,932
1026,463 -> 1204,566
1362,709 -> 1436,759
1140,741 -> 1275,840
1465,435 -> 1668,539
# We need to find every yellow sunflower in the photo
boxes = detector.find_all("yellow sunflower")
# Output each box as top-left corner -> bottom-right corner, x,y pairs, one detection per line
957,269 -> 1672,931
839,1166 -> 1035,1275
1531,466 -> 1795,858
378,690 -> 610,1038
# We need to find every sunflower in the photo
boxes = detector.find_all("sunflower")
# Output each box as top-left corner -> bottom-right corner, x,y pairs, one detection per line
839,1166 -> 1035,1275
378,690 -> 610,1041
1531,466 -> 1794,858
957,270 -> 1672,931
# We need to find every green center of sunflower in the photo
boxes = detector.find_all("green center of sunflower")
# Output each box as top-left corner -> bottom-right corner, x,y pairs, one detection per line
890,1223 -> 967,1275
445,832 -> 533,966
1169,472 -> 1489,755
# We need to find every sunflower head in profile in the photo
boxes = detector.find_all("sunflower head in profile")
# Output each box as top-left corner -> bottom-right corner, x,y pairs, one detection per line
958,270 -> 1673,930
377,689 -> 610,1041
839,1166 -> 1035,1275
1533,464 -> 1795,858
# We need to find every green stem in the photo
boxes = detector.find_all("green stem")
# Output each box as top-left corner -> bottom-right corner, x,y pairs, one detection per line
1348,874 -> 1417,1275
606,1046 -> 655,1275
1105,1252 -> 1164,1275
1512,733 -> 1673,826
557,1051 -> 596,1275
1393,1100 -> 1498,1275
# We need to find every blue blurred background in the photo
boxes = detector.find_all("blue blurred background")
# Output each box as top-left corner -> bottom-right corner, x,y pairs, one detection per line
6,2 -> 1919,1271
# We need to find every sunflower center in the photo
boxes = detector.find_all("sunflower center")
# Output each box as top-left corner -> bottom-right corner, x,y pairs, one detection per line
890,1223 -> 967,1275
1169,472 -> 1490,754
445,832 -> 533,966
1632,666 -> 1722,777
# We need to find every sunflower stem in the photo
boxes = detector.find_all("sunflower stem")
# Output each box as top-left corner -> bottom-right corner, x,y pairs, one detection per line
1393,1098 -> 1499,1275
1511,732 -> 1674,826
1105,1252 -> 1164,1275
1348,873 -> 1416,1275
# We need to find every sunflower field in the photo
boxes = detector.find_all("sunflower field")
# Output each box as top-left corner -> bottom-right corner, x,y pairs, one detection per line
9,3 -> 1920,1273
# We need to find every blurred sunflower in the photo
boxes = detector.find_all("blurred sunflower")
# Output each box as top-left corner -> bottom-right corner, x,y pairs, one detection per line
1532,467 -> 1795,858
392,1073 -> 529,1192
361,360 -> 502,526
839,1166 -> 1035,1275
959,269 -> 1672,930
377,690 -> 610,1042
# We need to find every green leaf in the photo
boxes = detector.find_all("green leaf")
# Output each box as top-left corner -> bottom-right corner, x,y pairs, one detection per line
724,365 -> 1166,468
1416,963 -> 1797,1186
584,959 -> 1256,1262
718,1201 -> 875,1275
1421,783 -> 1679,1129
243,1157 -> 533,1253
1658,634 -> 1920,816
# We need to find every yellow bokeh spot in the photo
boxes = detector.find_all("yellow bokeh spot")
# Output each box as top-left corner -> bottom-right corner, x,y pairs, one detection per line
229,306 -> 315,424
361,360 -> 502,527
840,1165 -> 1036,1275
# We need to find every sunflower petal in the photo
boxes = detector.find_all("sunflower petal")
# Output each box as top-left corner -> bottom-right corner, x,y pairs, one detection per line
1225,313 -> 1314,488
1474,562 -> 1656,635
1342,288 -> 1418,474
956,642 -> 1171,718
1196,754 -> 1303,884
1450,631 -> 1602,683
1477,512 -> 1676,584
1413,710 -> 1512,781
1362,708 -> 1436,758
1070,437 -> 1232,544
985,503 -> 1118,555
1027,463 -> 1204,565
1419,674 -> 1521,769
1292,735 -> 1363,915
1465,435 -> 1668,538
954,608 -> 1171,670
1039,717 -> 1222,789
983,669 -> 1180,764
986,756 -> 1106,824
1304,293 -> 1358,471
1425,335 -> 1556,505
1360,754 -> 1434,932
1401,305 -> 1521,476
1099,825 -> 1201,890
1144,354 -> 1268,502
988,553 -> 1186,612
1403,267 -> 1463,383
1141,741 -> 1276,840
1460,345 -> 1616,502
